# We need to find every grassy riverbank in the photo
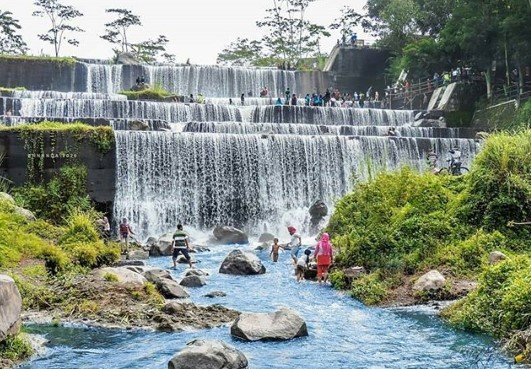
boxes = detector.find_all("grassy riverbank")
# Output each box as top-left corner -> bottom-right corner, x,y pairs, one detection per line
327,130 -> 531,361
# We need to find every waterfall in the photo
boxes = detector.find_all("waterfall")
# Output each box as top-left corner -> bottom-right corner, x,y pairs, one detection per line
15,98 -> 242,122
114,131 -> 479,240
84,63 -> 123,94
182,122 -> 461,138
12,90 -> 127,101
143,65 -> 298,98
250,106 -> 416,126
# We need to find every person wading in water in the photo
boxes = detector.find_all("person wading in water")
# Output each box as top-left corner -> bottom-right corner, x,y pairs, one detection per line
119,218 -> 135,254
286,226 -> 302,264
172,224 -> 193,269
315,233 -> 333,284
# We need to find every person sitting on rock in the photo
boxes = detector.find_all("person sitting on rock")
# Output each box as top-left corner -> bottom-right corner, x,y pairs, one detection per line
172,224 -> 193,269
296,249 -> 312,282
270,238 -> 284,262
119,218 -> 135,254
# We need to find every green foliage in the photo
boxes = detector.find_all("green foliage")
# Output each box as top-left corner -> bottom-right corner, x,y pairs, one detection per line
119,85 -> 174,101
458,130 -> 531,237
390,38 -> 446,79
0,54 -> 76,65
329,270 -> 347,290
350,273 -> 387,305
0,86 -> 26,95
14,165 -> 92,224
0,334 -> 33,362
444,256 -> 531,337
103,272 -> 118,282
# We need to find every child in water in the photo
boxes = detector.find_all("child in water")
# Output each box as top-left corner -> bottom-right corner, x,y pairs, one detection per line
296,249 -> 312,282
270,238 -> 284,262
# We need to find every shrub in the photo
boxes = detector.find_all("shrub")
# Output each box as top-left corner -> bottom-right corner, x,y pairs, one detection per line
0,334 -> 33,362
350,273 -> 387,305
103,272 -> 118,282
329,270 -> 347,290
444,255 -> 531,337
119,84 -> 174,101
40,245 -> 69,275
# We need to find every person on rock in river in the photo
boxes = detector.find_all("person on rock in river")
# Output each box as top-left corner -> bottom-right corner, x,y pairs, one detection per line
315,233 -> 333,284
270,238 -> 284,262
119,218 -> 135,254
241,93 -> 245,106
189,94 -> 194,103
275,97 -> 283,106
291,94 -> 298,106
172,224 -> 193,269
296,249 -> 312,282
305,94 -> 311,106
286,226 -> 302,263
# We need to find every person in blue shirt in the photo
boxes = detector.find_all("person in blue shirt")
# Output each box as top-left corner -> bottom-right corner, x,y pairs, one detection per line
305,94 -> 311,106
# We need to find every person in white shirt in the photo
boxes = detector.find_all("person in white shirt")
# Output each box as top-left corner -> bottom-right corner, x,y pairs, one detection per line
286,226 -> 302,263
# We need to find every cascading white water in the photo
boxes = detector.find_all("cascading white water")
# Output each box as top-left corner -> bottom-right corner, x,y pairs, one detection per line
16,98 -> 242,122
143,65 -> 297,98
182,122 -> 461,138
114,131 -> 479,240
251,106 -> 416,126
84,63 -> 123,94
12,90 -> 127,101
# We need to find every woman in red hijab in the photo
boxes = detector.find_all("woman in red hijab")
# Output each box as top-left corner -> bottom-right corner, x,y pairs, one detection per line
314,233 -> 333,284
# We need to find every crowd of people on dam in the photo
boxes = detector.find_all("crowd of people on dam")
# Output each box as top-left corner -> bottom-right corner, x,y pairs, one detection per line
104,218 -> 334,284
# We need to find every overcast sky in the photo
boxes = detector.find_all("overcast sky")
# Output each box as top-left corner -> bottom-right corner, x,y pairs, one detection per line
4,0 -> 370,64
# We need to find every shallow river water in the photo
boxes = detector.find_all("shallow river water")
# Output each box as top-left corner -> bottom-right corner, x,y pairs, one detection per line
23,244 -> 517,369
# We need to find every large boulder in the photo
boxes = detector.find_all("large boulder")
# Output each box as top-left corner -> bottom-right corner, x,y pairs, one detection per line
143,268 -> 173,283
149,233 -> 174,256
180,275 -> 206,288
185,269 -> 208,277
13,206 -> 36,221
258,233 -> 275,243
219,250 -> 266,275
488,251 -> 507,265
230,308 -> 308,341
413,270 -> 446,292
168,339 -> 248,369
129,120 -> 150,131
116,52 -> 141,65
0,275 -> 22,341
213,226 -> 249,244
309,200 -> 328,219
159,279 -> 190,299
204,291 -> 227,298
0,192 -> 14,204
92,267 -> 146,286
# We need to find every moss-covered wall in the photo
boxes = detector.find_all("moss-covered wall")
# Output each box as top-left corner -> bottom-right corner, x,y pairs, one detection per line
0,128 -> 115,206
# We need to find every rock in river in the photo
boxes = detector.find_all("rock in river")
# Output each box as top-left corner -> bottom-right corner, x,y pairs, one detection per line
0,275 -> 22,341
180,275 -> 207,288
219,250 -> 266,275
230,308 -> 308,341
168,339 -> 248,369
93,267 -> 147,286
213,226 -> 249,244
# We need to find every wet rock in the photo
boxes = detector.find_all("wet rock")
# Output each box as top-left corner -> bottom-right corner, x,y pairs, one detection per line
219,249 -> 266,275
148,233 -> 174,256
116,260 -> 146,267
13,206 -> 36,221
489,251 -> 507,265
204,291 -> 227,298
176,255 -> 195,264
185,269 -> 208,277
230,308 -> 308,341
142,269 -> 173,283
146,237 -> 158,246
180,275 -> 206,288
93,267 -> 147,286
412,118 -> 445,128
213,226 -> 249,244
129,120 -> 150,131
450,280 -> 478,298
127,250 -> 149,260
0,275 -> 22,341
168,339 -> 248,369
309,200 -> 328,219
258,233 -> 275,243
159,279 -> 190,299
413,270 -> 446,292
124,266 -> 149,274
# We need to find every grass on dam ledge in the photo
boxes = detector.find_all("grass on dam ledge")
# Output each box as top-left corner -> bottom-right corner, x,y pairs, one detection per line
0,54 -> 77,65
327,130 -> 531,362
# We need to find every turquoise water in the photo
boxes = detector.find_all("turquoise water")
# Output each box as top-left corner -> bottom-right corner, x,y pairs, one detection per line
23,245 -> 516,369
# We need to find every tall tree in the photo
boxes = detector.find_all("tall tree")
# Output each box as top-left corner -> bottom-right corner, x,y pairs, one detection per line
0,10 -> 28,54
32,0 -> 84,57
131,35 -> 175,64
101,8 -> 142,54
217,38 -> 265,66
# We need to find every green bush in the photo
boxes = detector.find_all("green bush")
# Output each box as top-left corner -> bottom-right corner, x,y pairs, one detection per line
0,334 -> 33,362
14,166 -> 93,224
119,84 -> 174,101
444,255 -> 531,337
40,244 -> 70,275
350,273 -> 387,305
